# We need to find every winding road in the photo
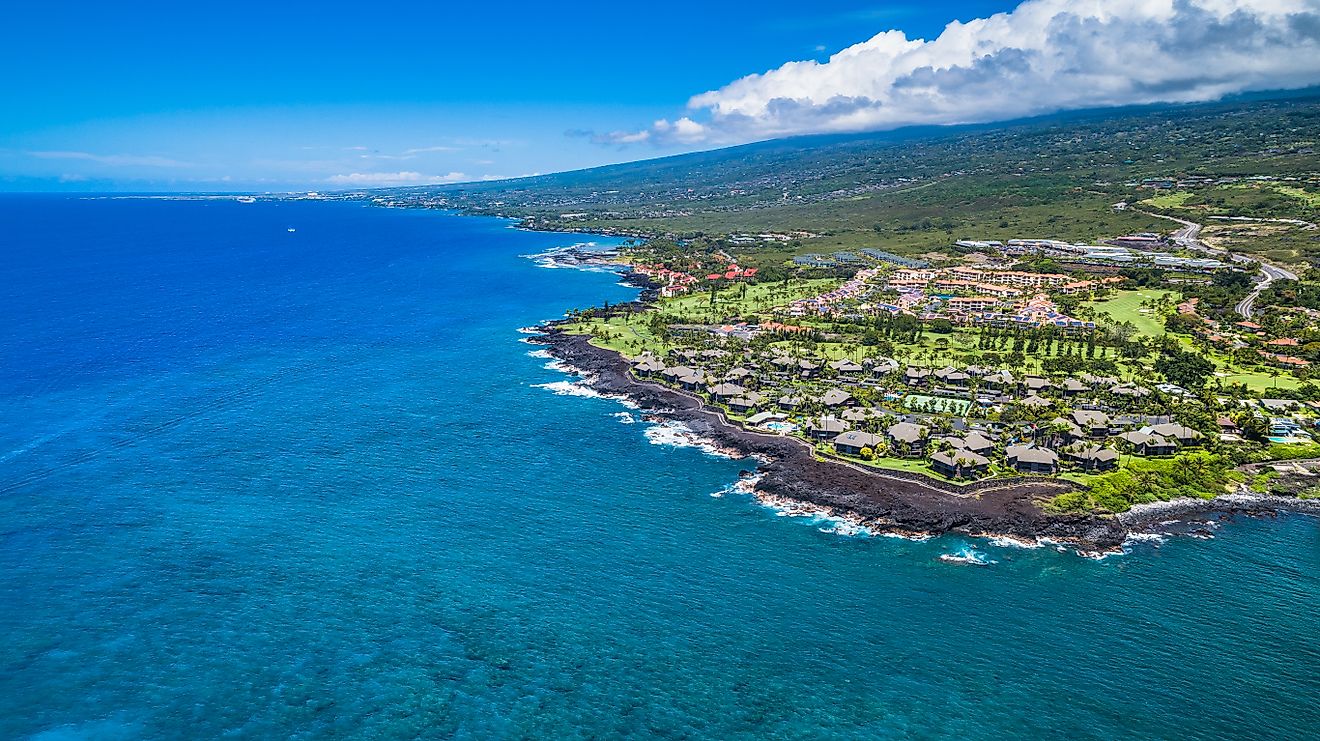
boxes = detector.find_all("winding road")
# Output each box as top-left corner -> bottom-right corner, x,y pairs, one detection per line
1144,210 -> 1298,318
1235,261 -> 1298,319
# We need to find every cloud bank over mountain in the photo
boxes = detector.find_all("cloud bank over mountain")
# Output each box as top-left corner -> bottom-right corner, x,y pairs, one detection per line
608,0 -> 1320,146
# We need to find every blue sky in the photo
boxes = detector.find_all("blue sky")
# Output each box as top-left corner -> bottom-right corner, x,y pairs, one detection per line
3,0 -> 1317,191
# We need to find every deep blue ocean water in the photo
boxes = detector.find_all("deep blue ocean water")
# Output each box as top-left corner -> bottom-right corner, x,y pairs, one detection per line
1,195 -> 1318,740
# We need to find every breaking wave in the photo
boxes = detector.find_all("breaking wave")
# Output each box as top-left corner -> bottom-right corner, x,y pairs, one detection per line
642,420 -> 741,459
986,536 -> 1044,549
939,545 -> 996,566
532,380 -> 607,399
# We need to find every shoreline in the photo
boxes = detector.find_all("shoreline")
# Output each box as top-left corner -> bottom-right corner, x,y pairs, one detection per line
531,327 -> 1132,551
516,228 -> 1318,555
535,328 -> 1320,553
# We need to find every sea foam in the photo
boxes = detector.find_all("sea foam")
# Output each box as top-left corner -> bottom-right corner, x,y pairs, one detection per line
532,380 -> 607,399
939,545 -> 997,565
642,420 -> 741,458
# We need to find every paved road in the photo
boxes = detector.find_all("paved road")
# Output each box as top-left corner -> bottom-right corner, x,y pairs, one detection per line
1236,261 -> 1299,319
1143,209 -> 1298,318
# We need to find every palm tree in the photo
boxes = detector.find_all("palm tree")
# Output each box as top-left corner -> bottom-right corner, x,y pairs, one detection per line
1049,420 -> 1073,449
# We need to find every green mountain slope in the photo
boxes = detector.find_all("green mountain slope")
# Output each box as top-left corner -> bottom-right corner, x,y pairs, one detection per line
374,93 -> 1320,258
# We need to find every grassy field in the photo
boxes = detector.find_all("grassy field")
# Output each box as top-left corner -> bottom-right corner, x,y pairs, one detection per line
860,456 -> 961,482
559,316 -> 675,358
660,278 -> 839,323
1084,289 -> 1176,338
1212,365 -> 1302,392
1270,184 -> 1320,208
1140,179 -> 1320,265
1080,289 -> 1307,391
1201,222 -> 1320,267
1142,191 -> 1195,210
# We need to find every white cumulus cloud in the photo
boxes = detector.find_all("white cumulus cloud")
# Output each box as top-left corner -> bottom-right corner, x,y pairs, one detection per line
325,171 -> 468,186
617,0 -> 1320,145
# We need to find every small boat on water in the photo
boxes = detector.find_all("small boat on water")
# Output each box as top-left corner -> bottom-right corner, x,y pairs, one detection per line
236,196 -> 256,203
287,227 -> 296,233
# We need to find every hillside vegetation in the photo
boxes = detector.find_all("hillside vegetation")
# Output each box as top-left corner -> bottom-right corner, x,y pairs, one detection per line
373,94 -> 1320,262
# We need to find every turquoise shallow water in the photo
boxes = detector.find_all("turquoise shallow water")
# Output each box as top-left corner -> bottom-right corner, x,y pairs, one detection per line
1,196 -> 1318,739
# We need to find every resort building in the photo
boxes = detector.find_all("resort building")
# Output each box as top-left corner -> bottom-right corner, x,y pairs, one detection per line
930,449 -> 991,479
833,431 -> 884,456
1006,445 -> 1060,474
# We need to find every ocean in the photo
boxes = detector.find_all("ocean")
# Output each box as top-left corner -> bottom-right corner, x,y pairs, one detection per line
1,195 -> 1317,740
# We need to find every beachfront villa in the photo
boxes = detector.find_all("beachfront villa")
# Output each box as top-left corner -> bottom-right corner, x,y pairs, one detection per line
833,431 -> 884,456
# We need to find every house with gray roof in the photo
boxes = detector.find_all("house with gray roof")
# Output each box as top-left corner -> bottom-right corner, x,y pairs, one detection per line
1141,422 -> 1204,446
662,365 -> 696,380
1064,443 -> 1120,471
886,422 -> 929,457
820,389 -> 855,407
707,383 -> 746,401
808,416 -> 851,440
985,370 -> 1015,389
1111,383 -> 1152,398
677,373 -> 706,390
777,395 -> 804,411
1019,395 -> 1053,409
1006,445 -> 1059,474
829,359 -> 865,374
956,432 -> 995,454
632,357 -> 666,376
1023,376 -> 1053,394
1070,410 -> 1112,438
871,357 -> 901,375
1116,431 -> 1176,456
728,393 -> 764,414
1260,398 -> 1301,412
903,367 -> 930,386
935,367 -> 971,386
842,407 -> 880,423
930,449 -> 990,479
832,431 -> 885,456
1049,416 -> 1084,441
1061,378 -> 1089,396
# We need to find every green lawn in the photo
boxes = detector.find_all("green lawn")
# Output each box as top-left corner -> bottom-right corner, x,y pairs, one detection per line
1142,191 -> 1195,210
1085,289 -> 1176,338
560,316 -> 674,358
1212,364 -> 1302,392
659,278 -> 839,323
861,456 -> 962,483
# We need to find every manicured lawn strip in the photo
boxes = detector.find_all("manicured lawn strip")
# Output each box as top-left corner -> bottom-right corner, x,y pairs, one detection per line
659,278 -> 840,323
1084,289 -> 1176,338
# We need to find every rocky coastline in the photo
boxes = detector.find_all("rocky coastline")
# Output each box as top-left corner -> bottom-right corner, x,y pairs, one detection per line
530,267 -> 1317,555
531,328 -> 1137,551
